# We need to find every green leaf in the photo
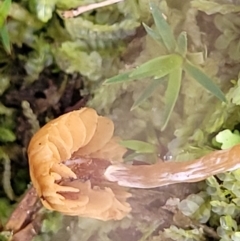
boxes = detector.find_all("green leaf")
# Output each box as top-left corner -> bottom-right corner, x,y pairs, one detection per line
130,54 -> 183,79
120,140 -> 157,154
184,60 -> 226,102
54,41 -> 102,81
36,1 -> 55,22
210,200 -> 236,216
142,22 -> 163,45
178,199 -> 200,216
131,78 -> 165,110
220,215 -> 238,231
103,71 -> 133,84
215,129 -> 240,149
0,0 -> 11,27
0,127 -> 16,142
176,31 -> 187,57
206,176 -> 221,188
161,67 -> 182,131
150,2 -> 176,52
0,25 -> 11,54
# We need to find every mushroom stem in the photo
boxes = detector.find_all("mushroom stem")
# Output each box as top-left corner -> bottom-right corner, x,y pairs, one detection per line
61,0 -> 123,18
104,145 -> 240,188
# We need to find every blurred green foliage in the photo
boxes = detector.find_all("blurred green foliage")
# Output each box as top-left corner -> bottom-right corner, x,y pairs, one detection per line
0,0 -> 150,234
176,124 -> 240,240
104,2 -> 225,131
1,0 -> 146,83
163,225 -> 205,241
2,0 -> 240,240
0,231 -> 12,241
33,212 -> 63,241
214,13 -> 240,61
0,0 -> 11,54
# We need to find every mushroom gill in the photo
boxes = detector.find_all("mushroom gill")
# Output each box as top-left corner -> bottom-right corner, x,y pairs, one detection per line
28,108 -> 131,221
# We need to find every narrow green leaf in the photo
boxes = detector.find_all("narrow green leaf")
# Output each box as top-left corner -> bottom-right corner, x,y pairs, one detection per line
120,140 -> 157,154
184,61 -> 226,102
150,2 -> 176,52
142,22 -> 163,45
130,54 -> 183,79
176,31 -> 187,57
103,71 -> 134,84
161,67 -> 182,131
131,78 -> 165,110
0,0 -> 11,27
0,25 -> 11,54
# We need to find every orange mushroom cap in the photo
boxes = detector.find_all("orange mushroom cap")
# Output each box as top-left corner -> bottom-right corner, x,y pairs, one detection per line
28,108 -> 131,221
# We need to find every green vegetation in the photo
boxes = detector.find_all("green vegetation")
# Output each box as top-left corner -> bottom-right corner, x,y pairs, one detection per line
104,3 -> 225,130
1,0 -> 240,240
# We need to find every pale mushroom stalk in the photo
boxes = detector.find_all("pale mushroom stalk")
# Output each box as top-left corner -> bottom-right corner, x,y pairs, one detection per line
104,145 -> 240,188
62,0 -> 123,18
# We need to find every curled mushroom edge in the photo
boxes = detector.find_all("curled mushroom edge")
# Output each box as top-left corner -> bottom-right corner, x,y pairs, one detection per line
28,107 -> 131,221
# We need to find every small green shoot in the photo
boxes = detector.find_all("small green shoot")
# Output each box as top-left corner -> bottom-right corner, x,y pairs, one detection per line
0,0 -> 11,27
0,0 -> 11,54
104,2 -> 226,130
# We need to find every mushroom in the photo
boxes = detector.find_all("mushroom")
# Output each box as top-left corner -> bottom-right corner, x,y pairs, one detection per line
28,108 -> 131,221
